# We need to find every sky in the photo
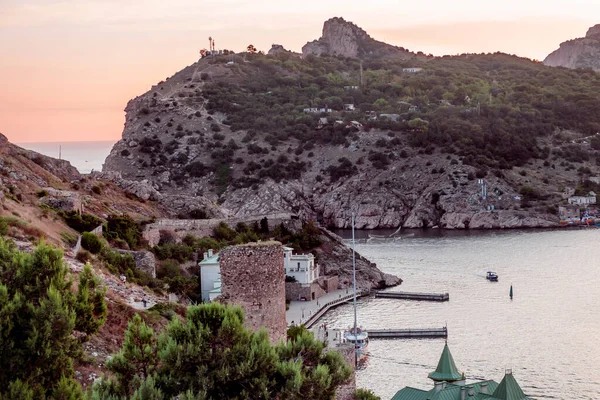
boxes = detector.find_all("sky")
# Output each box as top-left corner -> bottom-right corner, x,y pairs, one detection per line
0,0 -> 597,143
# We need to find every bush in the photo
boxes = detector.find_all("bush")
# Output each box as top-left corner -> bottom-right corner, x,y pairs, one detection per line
59,211 -> 104,232
354,388 -> 381,400
104,214 -> 143,250
0,218 -> 7,236
91,185 -> 102,195
157,260 -> 181,280
81,232 -> 103,254
36,189 -> 49,198
76,249 -> 92,263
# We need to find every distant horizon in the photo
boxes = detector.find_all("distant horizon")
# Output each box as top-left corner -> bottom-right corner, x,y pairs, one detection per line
1,0 -> 598,143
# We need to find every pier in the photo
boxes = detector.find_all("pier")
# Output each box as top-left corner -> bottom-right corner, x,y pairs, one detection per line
300,289 -> 370,329
367,327 -> 448,339
374,291 -> 449,302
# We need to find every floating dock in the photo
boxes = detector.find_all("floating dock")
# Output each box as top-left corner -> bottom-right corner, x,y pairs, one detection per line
367,327 -> 448,339
374,291 -> 449,302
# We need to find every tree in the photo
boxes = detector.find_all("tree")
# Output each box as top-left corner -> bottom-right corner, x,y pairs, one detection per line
92,302 -> 351,399
74,264 -> 107,340
0,238 -> 106,397
247,44 -> 257,54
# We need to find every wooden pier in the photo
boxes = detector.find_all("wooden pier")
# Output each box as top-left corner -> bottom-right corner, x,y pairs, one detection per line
374,291 -> 449,302
367,327 -> 448,339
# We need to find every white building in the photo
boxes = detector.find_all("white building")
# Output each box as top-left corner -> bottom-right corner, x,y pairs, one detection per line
283,246 -> 318,285
403,67 -> 423,73
344,103 -> 355,111
568,191 -> 597,205
199,249 -> 220,302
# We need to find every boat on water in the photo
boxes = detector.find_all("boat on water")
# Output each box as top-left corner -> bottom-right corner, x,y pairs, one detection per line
344,326 -> 369,354
486,271 -> 499,282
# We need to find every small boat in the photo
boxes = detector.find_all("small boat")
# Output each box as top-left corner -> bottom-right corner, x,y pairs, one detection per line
486,271 -> 499,282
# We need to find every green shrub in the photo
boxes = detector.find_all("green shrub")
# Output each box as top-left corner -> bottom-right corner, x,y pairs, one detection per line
36,189 -> 49,198
354,388 -> 381,400
81,232 -> 103,254
104,214 -> 142,250
0,218 -> 8,236
91,185 -> 102,195
59,211 -> 103,233
76,249 -> 92,263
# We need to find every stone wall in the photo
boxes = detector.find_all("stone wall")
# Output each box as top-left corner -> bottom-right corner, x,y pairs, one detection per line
143,213 -> 299,246
319,275 -> 340,293
334,344 -> 356,400
219,242 -> 287,343
285,282 -> 326,302
116,250 -> 156,278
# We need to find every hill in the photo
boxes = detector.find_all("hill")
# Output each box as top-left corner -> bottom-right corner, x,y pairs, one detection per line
544,24 -> 600,71
104,18 -> 600,229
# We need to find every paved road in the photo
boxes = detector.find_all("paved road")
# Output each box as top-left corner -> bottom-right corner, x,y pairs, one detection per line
286,288 -> 354,326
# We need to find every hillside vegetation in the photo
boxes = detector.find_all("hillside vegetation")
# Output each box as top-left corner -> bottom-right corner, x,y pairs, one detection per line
204,52 -> 600,173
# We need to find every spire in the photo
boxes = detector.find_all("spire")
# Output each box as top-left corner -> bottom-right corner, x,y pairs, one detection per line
491,370 -> 531,400
427,343 -> 464,382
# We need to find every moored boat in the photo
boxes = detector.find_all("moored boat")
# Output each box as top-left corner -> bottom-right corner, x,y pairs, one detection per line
486,271 -> 499,281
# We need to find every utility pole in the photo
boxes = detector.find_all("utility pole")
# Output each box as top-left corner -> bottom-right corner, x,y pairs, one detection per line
351,213 -> 357,368
359,61 -> 364,89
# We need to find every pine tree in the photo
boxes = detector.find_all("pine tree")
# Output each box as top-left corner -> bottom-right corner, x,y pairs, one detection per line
93,302 -> 351,399
0,238 -> 107,397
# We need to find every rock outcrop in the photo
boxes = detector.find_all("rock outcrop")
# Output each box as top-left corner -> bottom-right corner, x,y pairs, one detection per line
302,17 -> 416,59
544,24 -> 600,71
267,44 -> 299,56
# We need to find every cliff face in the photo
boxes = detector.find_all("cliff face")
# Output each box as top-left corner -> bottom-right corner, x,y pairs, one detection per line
302,17 -> 416,59
544,24 -> 600,70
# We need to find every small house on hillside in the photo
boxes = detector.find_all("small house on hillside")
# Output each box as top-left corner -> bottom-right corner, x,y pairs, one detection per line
568,191 -> 596,205
380,113 -> 401,122
344,104 -> 355,111
283,247 -> 318,285
344,85 -> 359,90
403,67 -> 423,73
199,249 -> 220,301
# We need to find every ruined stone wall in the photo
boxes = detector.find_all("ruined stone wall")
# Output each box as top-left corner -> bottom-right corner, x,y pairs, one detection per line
117,250 -> 157,278
285,281 -> 328,302
318,275 -> 340,293
219,242 -> 287,343
143,213 -> 299,246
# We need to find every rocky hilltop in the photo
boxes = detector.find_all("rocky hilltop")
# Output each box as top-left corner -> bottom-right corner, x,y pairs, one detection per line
302,17 -> 417,59
544,24 -> 600,70
104,18 -> 600,230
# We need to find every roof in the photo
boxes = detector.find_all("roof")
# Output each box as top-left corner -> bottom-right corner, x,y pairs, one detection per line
489,372 -> 531,400
392,380 -> 499,400
283,246 -> 294,251
199,254 -> 219,266
428,344 -> 464,382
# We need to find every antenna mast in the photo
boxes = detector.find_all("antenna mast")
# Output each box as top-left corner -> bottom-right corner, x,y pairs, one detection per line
352,213 -> 358,367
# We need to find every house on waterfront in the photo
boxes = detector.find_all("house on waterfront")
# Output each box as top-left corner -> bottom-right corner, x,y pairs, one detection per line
392,343 -> 532,400
568,191 -> 596,205
284,246 -> 318,284
199,249 -> 220,302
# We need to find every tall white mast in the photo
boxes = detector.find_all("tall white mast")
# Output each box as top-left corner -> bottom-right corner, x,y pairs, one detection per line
352,213 -> 357,367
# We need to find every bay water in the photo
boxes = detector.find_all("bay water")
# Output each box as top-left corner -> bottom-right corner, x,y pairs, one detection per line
326,229 -> 600,399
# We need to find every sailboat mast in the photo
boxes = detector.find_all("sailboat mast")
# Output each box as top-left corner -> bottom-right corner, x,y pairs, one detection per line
352,213 -> 358,367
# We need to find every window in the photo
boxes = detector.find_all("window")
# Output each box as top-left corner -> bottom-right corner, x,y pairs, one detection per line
297,262 -> 300,271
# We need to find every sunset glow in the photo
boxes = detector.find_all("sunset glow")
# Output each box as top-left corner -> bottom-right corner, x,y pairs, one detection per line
1,0 -> 597,142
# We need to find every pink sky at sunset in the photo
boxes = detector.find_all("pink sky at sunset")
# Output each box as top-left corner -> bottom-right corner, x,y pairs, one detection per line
0,0 -> 597,143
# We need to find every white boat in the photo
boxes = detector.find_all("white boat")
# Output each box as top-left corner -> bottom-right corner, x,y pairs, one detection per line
344,326 -> 369,354
486,271 -> 499,282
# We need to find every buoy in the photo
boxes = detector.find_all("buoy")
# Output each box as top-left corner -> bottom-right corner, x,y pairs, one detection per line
510,284 -> 513,300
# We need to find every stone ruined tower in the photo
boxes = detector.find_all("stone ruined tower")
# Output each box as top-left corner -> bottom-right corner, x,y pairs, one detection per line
219,242 -> 287,343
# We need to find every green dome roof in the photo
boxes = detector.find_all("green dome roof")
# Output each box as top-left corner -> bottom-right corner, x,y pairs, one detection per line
427,343 -> 464,382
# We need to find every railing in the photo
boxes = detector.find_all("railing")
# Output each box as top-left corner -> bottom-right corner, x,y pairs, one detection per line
303,289 -> 370,328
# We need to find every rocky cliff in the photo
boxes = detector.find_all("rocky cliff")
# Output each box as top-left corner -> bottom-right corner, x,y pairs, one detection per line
103,19 -> 600,231
544,24 -> 600,70
302,17 -> 417,59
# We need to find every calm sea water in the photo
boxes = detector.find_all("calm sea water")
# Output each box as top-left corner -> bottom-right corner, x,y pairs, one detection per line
17,141 -> 116,174
326,229 -> 600,399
